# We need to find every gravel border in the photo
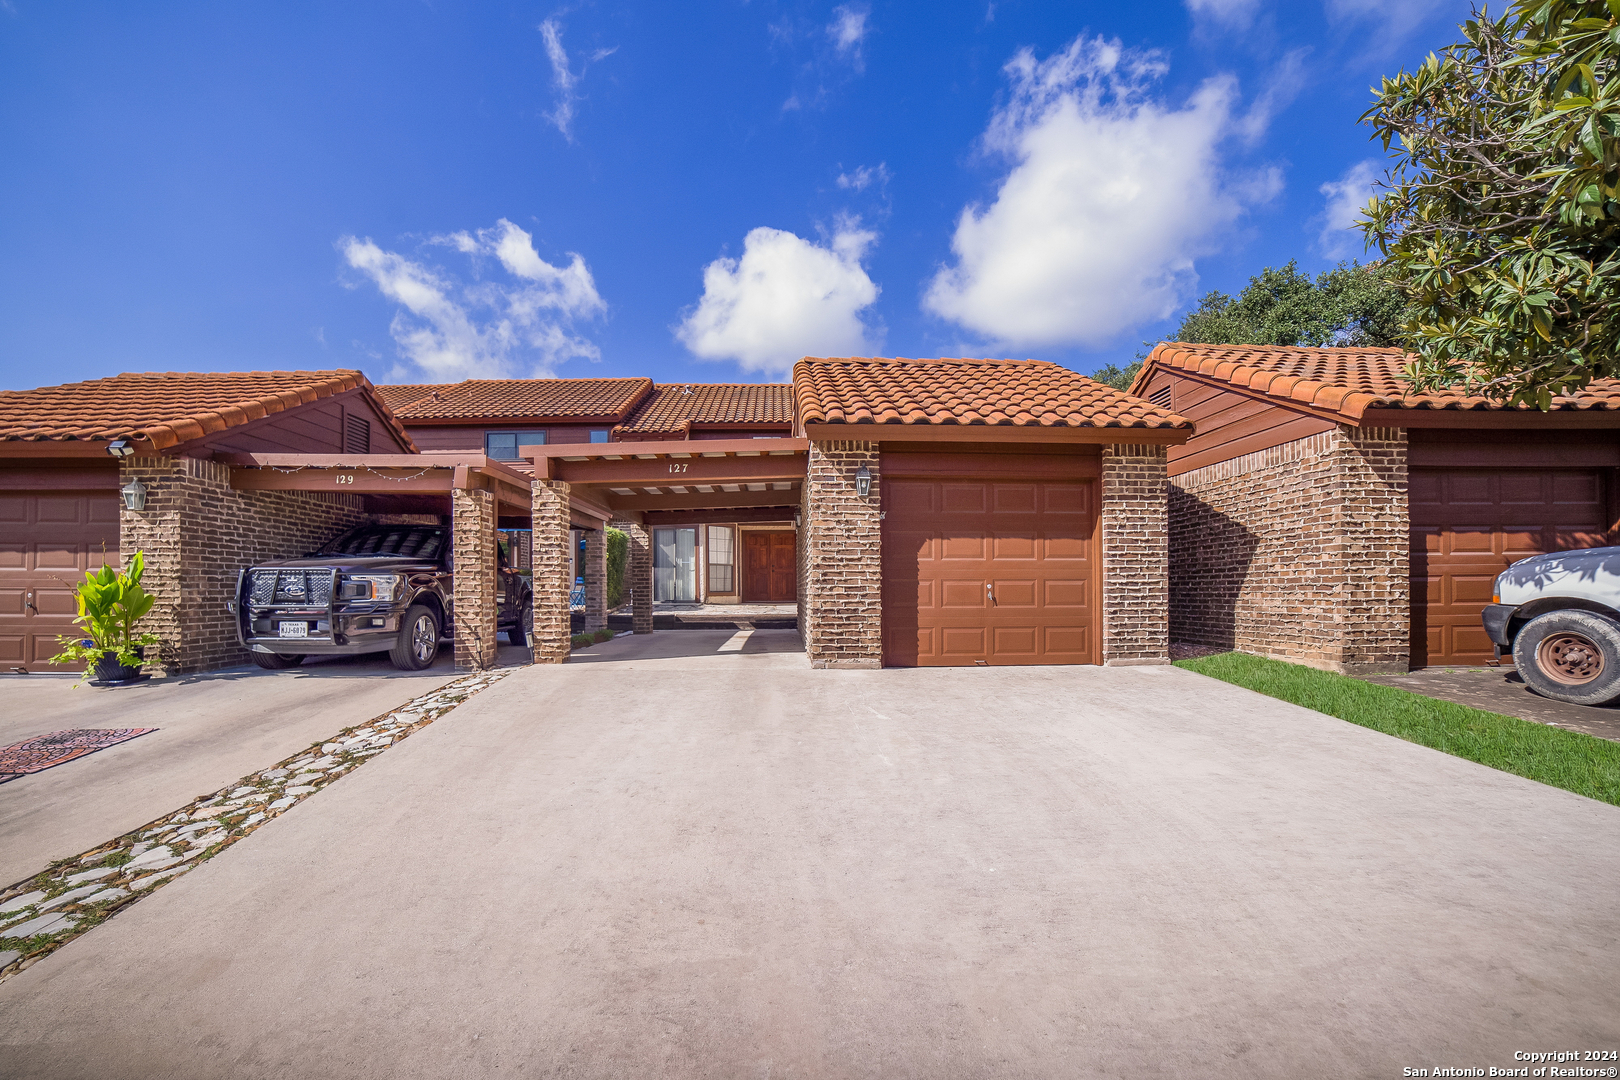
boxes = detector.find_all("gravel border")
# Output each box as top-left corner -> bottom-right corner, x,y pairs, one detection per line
0,667 -> 513,982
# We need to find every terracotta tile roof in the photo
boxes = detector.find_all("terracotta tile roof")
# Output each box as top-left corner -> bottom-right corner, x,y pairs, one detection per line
373,383 -> 447,413
794,356 -> 1190,429
1134,343 -> 1620,420
0,370 -> 416,452
384,377 -> 652,422
615,383 -> 795,436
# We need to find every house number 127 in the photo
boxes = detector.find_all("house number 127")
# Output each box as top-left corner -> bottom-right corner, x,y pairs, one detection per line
668,463 -> 688,473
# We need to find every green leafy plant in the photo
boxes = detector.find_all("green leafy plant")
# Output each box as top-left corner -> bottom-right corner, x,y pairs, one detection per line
593,627 -> 614,643
570,633 -> 594,649
1361,0 -> 1620,405
48,551 -> 161,676
606,527 -> 628,608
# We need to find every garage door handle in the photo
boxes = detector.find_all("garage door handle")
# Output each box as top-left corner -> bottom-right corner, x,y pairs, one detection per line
986,583 -> 994,604
24,590 -> 35,611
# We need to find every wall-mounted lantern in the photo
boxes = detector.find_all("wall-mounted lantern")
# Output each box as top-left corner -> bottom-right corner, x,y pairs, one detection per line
854,464 -> 872,497
120,478 -> 148,511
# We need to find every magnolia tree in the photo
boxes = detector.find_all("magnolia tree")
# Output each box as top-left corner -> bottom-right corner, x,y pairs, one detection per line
1363,0 -> 1620,406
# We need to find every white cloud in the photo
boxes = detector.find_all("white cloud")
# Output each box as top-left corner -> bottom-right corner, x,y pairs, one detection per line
923,35 -> 1276,349
1317,159 -> 1380,258
339,218 -> 605,381
1325,0 -> 1452,39
538,19 -> 614,140
828,5 -> 869,64
1186,0 -> 1261,28
836,163 -> 890,191
675,221 -> 882,374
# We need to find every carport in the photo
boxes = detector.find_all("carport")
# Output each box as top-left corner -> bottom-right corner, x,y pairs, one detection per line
226,452 -> 547,670
524,438 -> 808,662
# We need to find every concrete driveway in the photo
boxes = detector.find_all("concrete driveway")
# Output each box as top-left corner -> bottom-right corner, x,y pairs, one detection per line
0,647 -> 524,887
1,631 -> 1616,1078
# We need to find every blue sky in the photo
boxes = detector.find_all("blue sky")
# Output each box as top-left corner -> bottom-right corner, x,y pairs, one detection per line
0,0 -> 1471,392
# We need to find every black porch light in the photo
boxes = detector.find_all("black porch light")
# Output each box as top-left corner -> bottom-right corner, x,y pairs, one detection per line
854,464 -> 871,497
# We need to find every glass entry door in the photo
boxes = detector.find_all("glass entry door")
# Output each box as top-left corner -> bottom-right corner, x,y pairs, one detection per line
653,527 -> 697,602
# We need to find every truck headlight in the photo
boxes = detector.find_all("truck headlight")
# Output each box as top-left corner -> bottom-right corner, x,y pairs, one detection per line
338,574 -> 401,602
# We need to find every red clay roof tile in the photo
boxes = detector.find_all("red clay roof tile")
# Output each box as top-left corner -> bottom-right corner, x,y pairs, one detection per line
615,383 -> 794,435
1134,343 -> 1620,420
383,377 -> 652,422
794,356 -> 1190,430
0,370 -> 415,452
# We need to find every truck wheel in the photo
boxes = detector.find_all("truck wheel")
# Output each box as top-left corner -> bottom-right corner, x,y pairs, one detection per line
250,652 -> 303,670
1512,610 -> 1620,706
510,591 -> 532,645
391,605 -> 440,670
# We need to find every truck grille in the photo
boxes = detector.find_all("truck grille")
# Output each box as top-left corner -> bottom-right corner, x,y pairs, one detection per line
249,570 -> 332,605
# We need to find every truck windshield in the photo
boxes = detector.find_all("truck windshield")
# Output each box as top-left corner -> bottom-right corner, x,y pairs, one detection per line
321,528 -> 445,560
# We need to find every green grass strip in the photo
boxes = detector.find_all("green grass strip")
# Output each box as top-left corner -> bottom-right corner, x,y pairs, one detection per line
1175,652 -> 1620,807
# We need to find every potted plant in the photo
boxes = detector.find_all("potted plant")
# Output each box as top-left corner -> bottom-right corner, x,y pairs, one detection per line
49,551 -> 161,686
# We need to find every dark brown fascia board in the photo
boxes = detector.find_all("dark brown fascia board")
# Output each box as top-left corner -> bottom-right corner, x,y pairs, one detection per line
0,441 -> 124,459
643,506 -> 797,526
800,422 -> 1191,445
395,412 -> 636,427
603,487 -> 800,512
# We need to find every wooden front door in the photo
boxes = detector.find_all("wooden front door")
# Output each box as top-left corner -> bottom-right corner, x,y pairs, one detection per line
742,531 -> 796,602
0,492 -> 121,670
1410,467 -> 1608,666
881,476 -> 1097,667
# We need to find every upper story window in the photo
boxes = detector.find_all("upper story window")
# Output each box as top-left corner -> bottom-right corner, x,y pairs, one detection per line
590,429 -> 610,443
485,430 -> 547,460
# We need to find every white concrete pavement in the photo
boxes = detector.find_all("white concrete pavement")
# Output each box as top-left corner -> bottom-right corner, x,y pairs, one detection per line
0,631 -> 1616,1078
0,647 -> 523,887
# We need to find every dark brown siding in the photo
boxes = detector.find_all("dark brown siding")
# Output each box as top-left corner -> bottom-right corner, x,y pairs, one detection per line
196,390 -> 413,456
1157,374 -> 1333,476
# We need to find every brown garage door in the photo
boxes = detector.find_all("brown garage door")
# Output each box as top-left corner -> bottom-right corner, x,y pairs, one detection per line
882,471 -> 1097,667
0,492 -> 121,670
1410,468 -> 1609,666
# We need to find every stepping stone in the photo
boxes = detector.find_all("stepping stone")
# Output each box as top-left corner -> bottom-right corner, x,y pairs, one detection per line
64,866 -> 117,885
126,846 -> 175,868
130,870 -> 181,891
82,887 -> 129,906
228,787 -> 257,798
1,912 -> 75,940
241,812 -> 265,827
284,785 -> 316,796
0,950 -> 18,968
41,884 -> 109,911
187,830 -> 226,849
261,769 -> 289,778
0,892 -> 45,916
267,796 -> 296,810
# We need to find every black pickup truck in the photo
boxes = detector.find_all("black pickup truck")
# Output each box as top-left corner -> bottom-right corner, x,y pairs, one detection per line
231,524 -> 531,671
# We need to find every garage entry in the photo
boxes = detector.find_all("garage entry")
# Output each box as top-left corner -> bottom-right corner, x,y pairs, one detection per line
881,451 -> 1099,667
1410,467 -> 1610,666
0,491 -> 121,670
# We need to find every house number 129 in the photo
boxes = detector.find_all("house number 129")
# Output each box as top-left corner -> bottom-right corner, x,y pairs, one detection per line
668,463 -> 688,473
335,474 -> 355,485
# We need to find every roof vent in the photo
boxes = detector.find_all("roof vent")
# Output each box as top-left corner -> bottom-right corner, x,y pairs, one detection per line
1149,385 -> 1172,409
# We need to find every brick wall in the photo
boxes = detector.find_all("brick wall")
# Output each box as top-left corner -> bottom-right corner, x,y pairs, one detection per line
801,440 -> 882,668
450,487 -> 499,671
612,518 -> 653,633
582,526 -> 606,632
120,455 -> 366,675
532,480 -> 572,662
1101,444 -> 1171,665
1168,425 -> 1409,674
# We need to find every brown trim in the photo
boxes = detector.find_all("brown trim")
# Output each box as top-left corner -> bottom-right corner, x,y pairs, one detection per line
881,450 -> 1101,479
644,506 -> 796,526
1407,440 -> 1620,469
1362,408 -> 1620,429
0,442 -> 128,458
540,454 -> 805,486
803,423 -> 1190,445
604,488 -> 799,512
0,465 -> 120,489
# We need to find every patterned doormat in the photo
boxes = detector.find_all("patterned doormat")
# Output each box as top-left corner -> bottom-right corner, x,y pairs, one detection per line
0,729 -> 157,783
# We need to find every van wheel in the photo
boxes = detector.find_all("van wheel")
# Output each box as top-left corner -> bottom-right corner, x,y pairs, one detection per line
391,605 -> 441,670
250,652 -> 303,670
1512,610 -> 1620,706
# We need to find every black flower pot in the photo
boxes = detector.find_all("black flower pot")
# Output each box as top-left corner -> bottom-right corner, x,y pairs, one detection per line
92,650 -> 145,686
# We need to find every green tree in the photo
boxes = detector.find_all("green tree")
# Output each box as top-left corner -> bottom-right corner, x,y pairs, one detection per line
1088,260 -> 1407,390
1362,0 -> 1620,406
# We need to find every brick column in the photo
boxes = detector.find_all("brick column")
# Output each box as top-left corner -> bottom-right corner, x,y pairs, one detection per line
1101,444 -> 1170,666
613,518 -> 654,634
531,479 -> 572,663
582,527 -> 607,632
802,440 -> 882,669
1335,426 -> 1410,673
451,487 -> 498,671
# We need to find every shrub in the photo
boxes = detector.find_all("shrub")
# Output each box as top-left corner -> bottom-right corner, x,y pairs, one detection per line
606,527 -> 628,608
570,633 -> 593,649
593,627 -> 613,643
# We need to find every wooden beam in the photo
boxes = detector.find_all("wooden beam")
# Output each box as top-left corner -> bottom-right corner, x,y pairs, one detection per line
549,454 -> 805,485
1360,408 -> 1620,429
802,422 -> 1191,445
526,436 -> 808,462
644,506 -> 798,526
0,442 -> 131,459
605,487 -> 800,512
221,452 -> 472,468
231,467 -> 454,494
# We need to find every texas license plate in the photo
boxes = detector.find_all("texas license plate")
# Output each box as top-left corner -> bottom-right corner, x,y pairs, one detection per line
278,622 -> 309,638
